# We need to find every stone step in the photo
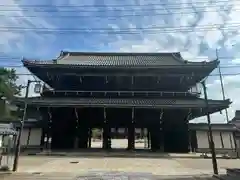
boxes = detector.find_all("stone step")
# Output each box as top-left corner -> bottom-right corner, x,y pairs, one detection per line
226,168 -> 240,177
213,174 -> 239,180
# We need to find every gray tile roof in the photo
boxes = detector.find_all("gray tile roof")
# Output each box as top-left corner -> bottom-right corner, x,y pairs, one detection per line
13,97 -> 231,109
57,52 -> 184,66
22,51 -> 219,67
189,123 -> 239,131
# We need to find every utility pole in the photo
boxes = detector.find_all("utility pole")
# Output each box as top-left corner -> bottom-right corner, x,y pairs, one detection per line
216,49 -> 233,148
216,49 -> 229,123
13,80 -> 31,171
202,81 -> 218,175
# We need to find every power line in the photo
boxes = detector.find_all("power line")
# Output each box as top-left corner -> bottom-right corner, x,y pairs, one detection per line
1,4 -> 237,13
0,28 -> 237,34
0,24 -> 238,34
0,1 -> 232,8
2,23 -> 238,31
2,8 -> 240,19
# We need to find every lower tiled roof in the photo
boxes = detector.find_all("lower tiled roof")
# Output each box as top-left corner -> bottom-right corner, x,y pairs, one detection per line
22,52 -> 219,67
189,123 -> 239,131
13,97 -> 231,109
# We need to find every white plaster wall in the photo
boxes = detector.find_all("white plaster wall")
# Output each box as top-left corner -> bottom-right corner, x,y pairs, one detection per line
221,132 -> 235,149
0,135 -> 2,147
28,128 -> 42,146
20,128 -> 29,146
196,131 -> 209,148
237,139 -> 240,148
212,131 -> 222,149
196,130 -> 235,150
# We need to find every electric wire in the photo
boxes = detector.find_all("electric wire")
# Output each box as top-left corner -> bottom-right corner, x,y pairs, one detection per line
3,8 -> 239,19
0,1 -> 238,18
1,4 -> 238,13
0,3 -> 238,34
0,2 -> 239,78
0,25 -> 239,34
0,0 -> 232,8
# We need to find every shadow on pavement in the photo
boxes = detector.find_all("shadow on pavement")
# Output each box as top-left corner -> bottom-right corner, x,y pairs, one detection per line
24,151 -> 237,160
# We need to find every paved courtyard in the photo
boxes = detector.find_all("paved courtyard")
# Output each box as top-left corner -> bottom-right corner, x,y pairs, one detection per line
1,155 -> 239,179
2,139 -> 239,179
16,155 -> 239,175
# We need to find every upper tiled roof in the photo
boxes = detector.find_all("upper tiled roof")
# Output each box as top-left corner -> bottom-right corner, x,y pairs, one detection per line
56,52 -> 185,66
22,51 -> 219,68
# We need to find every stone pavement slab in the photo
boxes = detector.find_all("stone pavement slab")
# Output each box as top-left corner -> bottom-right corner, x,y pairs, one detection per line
0,172 -> 215,180
13,155 -> 240,179
17,156 -> 225,176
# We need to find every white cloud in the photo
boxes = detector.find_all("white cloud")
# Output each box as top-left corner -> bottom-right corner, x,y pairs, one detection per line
193,75 -> 240,123
0,0 -> 55,54
106,0 -> 240,123
1,0 -> 240,124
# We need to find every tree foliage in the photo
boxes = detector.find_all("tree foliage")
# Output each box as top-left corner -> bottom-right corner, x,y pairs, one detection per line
0,68 -> 22,99
0,68 -> 22,118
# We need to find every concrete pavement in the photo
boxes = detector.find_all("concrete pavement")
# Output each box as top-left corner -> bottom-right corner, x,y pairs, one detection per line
16,155 -> 238,175
1,155 -> 236,179
2,139 -> 238,179
0,173 -> 215,180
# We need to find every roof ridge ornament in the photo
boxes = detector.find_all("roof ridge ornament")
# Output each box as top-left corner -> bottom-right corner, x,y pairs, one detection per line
171,52 -> 184,62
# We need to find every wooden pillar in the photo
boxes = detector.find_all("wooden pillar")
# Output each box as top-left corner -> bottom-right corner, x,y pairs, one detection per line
26,128 -> 31,147
140,128 -> 144,139
102,108 -> 111,150
88,128 -> 92,148
40,128 -> 45,150
74,108 -> 79,149
77,108 -> 88,149
40,109 -> 48,150
47,107 -> 52,150
127,108 -> 135,150
147,129 -> 150,148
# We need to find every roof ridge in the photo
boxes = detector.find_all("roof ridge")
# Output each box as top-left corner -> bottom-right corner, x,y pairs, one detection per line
61,51 -> 181,56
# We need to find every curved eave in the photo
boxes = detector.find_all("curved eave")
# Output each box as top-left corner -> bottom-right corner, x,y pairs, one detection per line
22,59 -> 219,69
185,59 -> 219,66
189,123 -> 239,132
12,97 -> 231,109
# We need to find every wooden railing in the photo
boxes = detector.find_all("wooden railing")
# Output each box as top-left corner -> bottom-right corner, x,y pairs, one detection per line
42,90 -> 201,98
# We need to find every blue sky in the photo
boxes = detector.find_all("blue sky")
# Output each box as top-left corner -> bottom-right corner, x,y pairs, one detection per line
0,0 -> 240,123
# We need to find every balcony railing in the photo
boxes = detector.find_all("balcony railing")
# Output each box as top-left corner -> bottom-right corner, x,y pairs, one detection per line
42,90 -> 200,98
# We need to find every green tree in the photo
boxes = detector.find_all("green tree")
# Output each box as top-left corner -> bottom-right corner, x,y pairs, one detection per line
0,68 -> 22,98
0,68 -> 22,118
